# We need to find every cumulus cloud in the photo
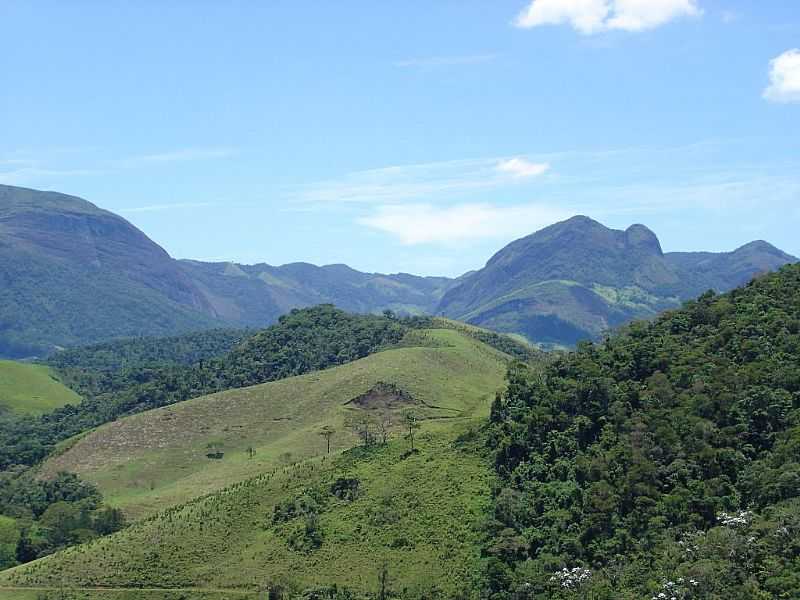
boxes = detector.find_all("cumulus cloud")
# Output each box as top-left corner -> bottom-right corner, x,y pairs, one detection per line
496,158 -> 550,178
764,49 -> 800,103
514,0 -> 702,34
357,203 -> 568,245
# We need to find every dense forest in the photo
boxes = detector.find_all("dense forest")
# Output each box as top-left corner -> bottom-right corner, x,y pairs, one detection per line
0,471 -> 125,570
484,265 -> 800,598
46,327 -> 252,373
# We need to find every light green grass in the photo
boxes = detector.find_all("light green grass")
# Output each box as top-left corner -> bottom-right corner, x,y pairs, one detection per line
40,329 -> 508,519
0,361 -> 80,415
2,428 -> 494,598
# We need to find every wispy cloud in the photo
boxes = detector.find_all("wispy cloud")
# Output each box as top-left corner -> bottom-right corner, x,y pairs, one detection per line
496,158 -> 550,178
514,0 -> 702,34
358,202 -> 569,245
764,49 -> 800,103
0,162 -> 101,185
119,202 -> 219,214
394,54 -> 498,68
293,156 -> 551,205
115,147 -> 237,168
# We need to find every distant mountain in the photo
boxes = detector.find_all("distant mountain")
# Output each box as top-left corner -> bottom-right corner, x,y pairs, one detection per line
0,185 -> 221,358
437,216 -> 796,347
0,185 -> 452,358
178,260 -> 450,326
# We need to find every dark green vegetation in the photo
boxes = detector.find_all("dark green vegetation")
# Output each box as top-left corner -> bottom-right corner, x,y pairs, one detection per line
2,185 -> 795,357
0,361 -> 80,415
46,328 -> 251,373
0,471 -> 125,571
0,306 -> 416,470
485,264 -> 800,598
0,185 -> 451,359
438,215 -> 796,347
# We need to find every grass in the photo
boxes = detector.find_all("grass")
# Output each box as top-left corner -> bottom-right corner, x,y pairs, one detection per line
40,328 -> 509,519
2,427 -> 495,598
0,360 -> 81,415
1,326 -> 515,597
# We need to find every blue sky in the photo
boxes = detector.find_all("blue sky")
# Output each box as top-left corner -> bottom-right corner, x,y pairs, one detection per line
1,0 -> 798,276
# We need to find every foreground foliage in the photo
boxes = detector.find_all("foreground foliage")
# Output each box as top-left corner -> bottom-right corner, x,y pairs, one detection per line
485,265 -> 800,598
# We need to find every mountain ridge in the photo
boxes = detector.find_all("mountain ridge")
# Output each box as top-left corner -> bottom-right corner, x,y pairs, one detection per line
436,215 -> 796,346
1,185 -> 795,356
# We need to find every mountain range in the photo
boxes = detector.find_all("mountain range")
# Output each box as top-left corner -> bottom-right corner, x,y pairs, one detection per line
438,215 -> 797,346
0,184 -> 795,357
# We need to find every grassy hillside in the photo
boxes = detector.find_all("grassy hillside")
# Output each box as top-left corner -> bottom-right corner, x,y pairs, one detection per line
0,361 -> 80,415
2,431 -> 492,598
40,328 -> 509,518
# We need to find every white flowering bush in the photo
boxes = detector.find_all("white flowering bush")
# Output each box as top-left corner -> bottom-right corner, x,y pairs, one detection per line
650,577 -> 700,600
717,510 -> 752,528
549,567 -> 592,590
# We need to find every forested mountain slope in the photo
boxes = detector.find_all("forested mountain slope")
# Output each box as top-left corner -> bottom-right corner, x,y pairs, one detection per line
0,185 -> 221,358
485,264 -> 800,598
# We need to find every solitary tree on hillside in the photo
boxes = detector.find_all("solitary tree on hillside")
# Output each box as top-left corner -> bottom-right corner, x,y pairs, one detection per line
319,425 -> 335,454
404,411 -> 419,452
377,561 -> 391,600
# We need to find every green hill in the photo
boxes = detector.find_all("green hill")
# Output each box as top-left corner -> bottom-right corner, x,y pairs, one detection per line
39,327 -> 510,518
1,431 -> 491,599
0,361 -> 80,415
0,326 -> 514,597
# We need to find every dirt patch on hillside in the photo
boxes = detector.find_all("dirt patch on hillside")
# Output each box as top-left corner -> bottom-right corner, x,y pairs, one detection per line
346,382 -> 416,411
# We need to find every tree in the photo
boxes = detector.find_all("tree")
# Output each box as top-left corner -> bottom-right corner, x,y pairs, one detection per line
318,426 -> 335,454
93,506 -> 126,535
404,411 -> 419,452
377,560 -> 391,600
376,414 -> 391,445
347,414 -> 375,448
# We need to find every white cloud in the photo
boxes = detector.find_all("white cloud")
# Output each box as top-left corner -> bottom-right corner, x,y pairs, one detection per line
394,54 -> 498,68
515,0 -> 610,34
357,203 -> 568,245
764,49 -> 800,103
496,158 -> 550,178
294,156 -> 551,205
514,0 -> 701,34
